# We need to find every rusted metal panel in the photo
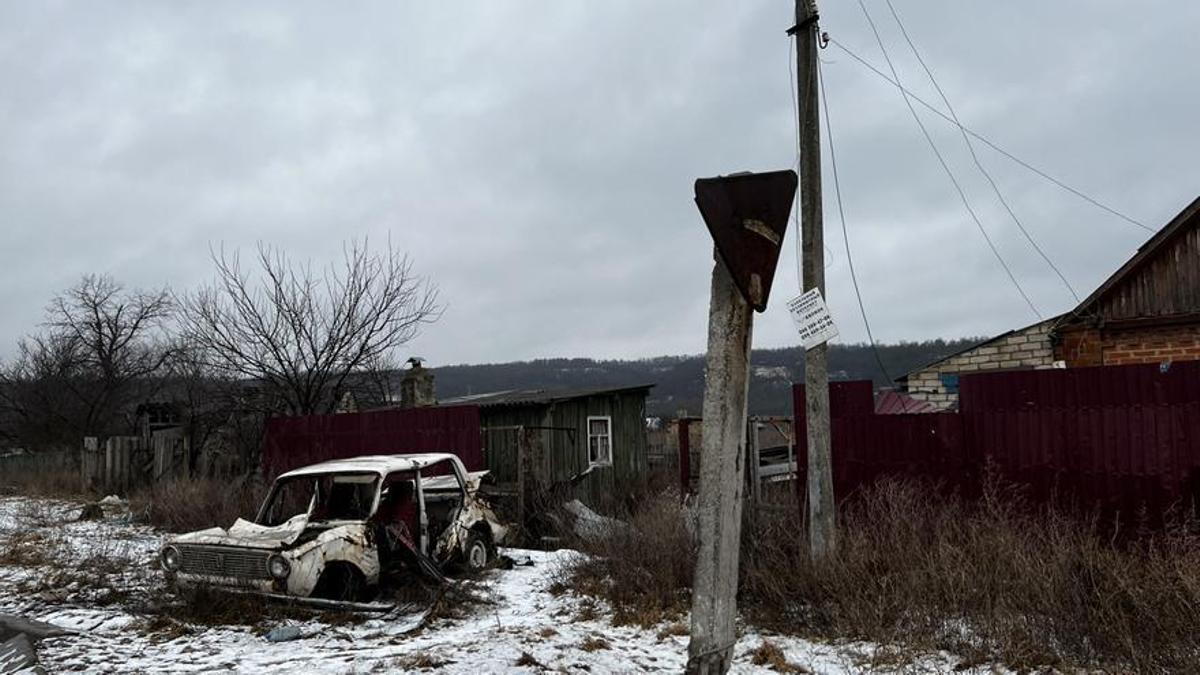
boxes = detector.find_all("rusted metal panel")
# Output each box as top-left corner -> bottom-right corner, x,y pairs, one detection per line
262,406 -> 483,480
693,170 -> 797,312
794,361 -> 1200,522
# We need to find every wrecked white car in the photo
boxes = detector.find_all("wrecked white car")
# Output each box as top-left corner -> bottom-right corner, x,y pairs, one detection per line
159,453 -> 509,604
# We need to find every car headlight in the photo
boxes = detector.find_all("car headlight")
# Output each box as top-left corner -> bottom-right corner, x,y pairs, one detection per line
268,554 -> 291,579
161,545 -> 182,572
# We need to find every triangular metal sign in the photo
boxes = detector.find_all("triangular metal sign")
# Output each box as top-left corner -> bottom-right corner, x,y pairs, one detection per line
694,169 -> 798,312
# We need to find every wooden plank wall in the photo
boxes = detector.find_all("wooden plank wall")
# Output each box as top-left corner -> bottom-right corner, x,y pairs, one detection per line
1100,227 -> 1200,320
479,391 -> 650,511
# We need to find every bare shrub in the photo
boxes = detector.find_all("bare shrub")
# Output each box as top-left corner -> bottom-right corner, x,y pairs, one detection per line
0,530 -> 57,566
740,479 -> 1200,671
561,477 -> 1200,672
129,475 -> 266,532
557,489 -> 696,627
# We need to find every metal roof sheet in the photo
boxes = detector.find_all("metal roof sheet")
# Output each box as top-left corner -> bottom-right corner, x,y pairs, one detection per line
438,383 -> 655,408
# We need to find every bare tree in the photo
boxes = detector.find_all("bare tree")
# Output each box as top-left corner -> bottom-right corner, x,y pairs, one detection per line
177,240 -> 440,416
0,275 -> 173,449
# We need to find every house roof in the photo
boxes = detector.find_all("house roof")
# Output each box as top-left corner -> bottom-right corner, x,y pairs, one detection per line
438,383 -> 655,408
874,390 -> 937,414
1056,195 -> 1200,329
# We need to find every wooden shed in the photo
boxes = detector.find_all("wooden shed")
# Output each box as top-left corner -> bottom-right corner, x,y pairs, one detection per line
439,384 -> 653,511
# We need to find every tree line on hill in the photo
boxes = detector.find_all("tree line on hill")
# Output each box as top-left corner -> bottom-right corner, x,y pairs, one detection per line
429,338 -> 982,418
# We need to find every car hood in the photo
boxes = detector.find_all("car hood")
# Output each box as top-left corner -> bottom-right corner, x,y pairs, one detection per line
171,514 -> 310,550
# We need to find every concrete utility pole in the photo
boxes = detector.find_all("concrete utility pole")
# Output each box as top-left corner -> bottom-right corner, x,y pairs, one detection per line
795,0 -> 836,559
687,171 -> 796,674
686,255 -> 754,674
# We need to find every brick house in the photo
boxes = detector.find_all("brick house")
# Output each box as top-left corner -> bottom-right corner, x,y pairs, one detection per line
902,195 -> 1200,409
1051,196 -> 1200,366
900,317 -> 1060,409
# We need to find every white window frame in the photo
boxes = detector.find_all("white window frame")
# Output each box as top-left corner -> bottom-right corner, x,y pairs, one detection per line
586,415 -> 613,467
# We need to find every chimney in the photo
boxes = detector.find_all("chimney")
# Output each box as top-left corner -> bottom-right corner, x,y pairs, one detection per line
400,357 -> 436,408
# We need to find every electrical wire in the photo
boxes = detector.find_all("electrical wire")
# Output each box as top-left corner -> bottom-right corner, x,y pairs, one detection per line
856,0 -> 1043,319
882,0 -> 1080,303
817,55 -> 895,386
827,37 -> 1153,233
787,36 -> 803,290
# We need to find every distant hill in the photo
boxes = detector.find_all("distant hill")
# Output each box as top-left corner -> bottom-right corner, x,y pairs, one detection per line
428,339 -> 982,417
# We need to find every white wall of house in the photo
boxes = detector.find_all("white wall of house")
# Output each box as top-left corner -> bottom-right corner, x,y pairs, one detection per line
904,319 -> 1058,410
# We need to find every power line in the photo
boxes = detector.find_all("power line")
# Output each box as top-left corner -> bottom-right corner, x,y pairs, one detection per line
817,54 -> 895,385
882,0 -> 1080,303
787,36 -> 803,290
856,0 -> 1042,319
827,37 -> 1153,233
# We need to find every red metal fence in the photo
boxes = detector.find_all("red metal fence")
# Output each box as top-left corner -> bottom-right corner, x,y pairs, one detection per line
262,406 -> 483,479
793,361 -> 1200,517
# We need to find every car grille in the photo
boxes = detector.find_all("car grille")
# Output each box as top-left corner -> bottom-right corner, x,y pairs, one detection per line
176,544 -> 272,580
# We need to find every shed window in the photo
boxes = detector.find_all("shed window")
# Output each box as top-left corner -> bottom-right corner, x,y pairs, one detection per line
587,416 -> 612,467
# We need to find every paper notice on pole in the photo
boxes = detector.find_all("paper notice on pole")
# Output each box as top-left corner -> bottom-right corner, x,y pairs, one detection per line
787,289 -> 838,350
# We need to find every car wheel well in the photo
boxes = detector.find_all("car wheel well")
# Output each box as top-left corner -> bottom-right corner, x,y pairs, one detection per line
311,561 -> 369,602
468,522 -> 494,541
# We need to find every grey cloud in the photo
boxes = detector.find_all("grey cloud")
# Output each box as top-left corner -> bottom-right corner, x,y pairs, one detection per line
1,1 -> 1197,367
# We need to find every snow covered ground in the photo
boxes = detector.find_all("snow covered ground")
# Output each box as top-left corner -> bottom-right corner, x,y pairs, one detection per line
0,497 -> 996,673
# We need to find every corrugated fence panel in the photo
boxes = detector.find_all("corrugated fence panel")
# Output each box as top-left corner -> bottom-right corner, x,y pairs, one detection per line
794,361 -> 1200,521
261,405 -> 483,480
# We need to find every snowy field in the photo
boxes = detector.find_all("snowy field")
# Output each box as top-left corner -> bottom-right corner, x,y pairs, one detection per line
0,497 -> 998,673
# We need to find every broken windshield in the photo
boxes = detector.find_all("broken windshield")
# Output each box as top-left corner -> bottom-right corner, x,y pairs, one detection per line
258,473 -> 380,526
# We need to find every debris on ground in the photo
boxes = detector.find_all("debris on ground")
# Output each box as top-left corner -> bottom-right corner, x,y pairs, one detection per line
264,626 -> 304,643
0,633 -> 38,674
75,504 -> 103,521
562,500 -> 628,539
0,614 -> 75,675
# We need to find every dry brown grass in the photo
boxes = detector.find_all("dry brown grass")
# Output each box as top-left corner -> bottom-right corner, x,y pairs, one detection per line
2,465 -> 89,498
579,634 -> 610,652
0,530 -> 57,566
561,478 -> 1200,672
128,475 -> 266,532
394,653 -> 452,670
514,651 -> 546,668
557,489 -> 695,627
748,640 -> 809,673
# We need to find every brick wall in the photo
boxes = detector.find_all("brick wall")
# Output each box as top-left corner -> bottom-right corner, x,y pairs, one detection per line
1057,323 -> 1200,367
905,319 -> 1057,410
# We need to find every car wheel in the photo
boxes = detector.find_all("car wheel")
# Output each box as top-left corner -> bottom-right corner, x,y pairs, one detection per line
464,530 -> 491,571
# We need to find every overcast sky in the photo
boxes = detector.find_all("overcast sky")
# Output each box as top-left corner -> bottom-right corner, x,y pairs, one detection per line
2,1 -> 1197,366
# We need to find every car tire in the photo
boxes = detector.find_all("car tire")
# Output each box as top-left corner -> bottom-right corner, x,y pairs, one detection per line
463,530 -> 492,571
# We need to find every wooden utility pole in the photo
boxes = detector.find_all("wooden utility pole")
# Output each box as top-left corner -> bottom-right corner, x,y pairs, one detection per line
795,0 -> 836,558
686,255 -> 753,675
